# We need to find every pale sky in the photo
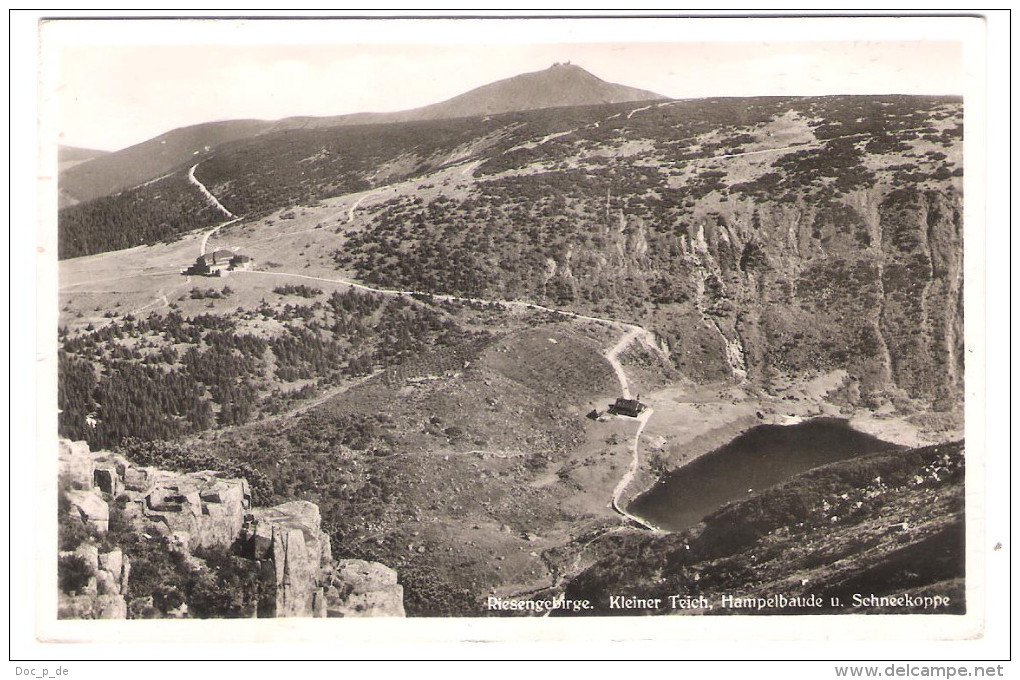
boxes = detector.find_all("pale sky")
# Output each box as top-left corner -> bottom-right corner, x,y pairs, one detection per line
43,18 -> 969,152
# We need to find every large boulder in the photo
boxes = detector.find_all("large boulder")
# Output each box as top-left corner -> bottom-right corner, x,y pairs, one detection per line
98,548 -> 123,577
95,569 -> 120,596
141,473 -> 250,551
73,542 -> 100,570
249,501 -> 331,617
95,594 -> 127,619
327,586 -> 406,618
122,465 -> 154,493
335,559 -> 399,592
58,440 -> 96,490
66,492 -> 108,533
254,501 -> 330,567
92,464 -> 121,497
326,560 -> 405,618
96,548 -> 129,598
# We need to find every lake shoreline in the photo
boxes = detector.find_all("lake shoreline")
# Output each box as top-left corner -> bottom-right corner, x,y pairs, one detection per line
617,373 -> 961,533
628,416 -> 906,532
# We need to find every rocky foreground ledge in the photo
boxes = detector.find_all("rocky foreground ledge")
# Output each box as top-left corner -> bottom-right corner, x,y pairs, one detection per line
58,439 -> 404,619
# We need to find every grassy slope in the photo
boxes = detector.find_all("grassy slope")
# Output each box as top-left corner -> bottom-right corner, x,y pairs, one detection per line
170,317 -> 647,614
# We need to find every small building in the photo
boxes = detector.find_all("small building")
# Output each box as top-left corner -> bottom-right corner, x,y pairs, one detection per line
182,249 -> 253,277
609,397 -> 646,418
206,249 -> 236,267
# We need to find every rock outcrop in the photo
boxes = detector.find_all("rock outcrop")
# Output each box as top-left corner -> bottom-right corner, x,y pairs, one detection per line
57,439 -> 404,619
140,473 -> 251,552
617,184 -> 965,408
57,544 -> 130,619
59,439 -> 96,489
324,559 -> 406,618
65,489 -> 109,534
245,500 -> 331,617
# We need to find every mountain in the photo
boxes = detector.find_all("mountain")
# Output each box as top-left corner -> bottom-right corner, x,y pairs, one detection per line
266,62 -> 665,132
57,91 -> 965,616
58,63 -> 665,205
58,146 -> 113,207
58,119 -> 278,206
58,144 -> 110,167
410,62 -> 664,118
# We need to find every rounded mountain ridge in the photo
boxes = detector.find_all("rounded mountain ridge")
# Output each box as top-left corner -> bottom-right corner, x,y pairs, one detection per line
59,62 -> 664,205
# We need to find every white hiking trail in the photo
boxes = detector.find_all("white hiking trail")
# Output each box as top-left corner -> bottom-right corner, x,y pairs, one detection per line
347,192 -> 380,222
610,408 -> 661,531
250,369 -> 387,428
188,142 -> 675,532
605,325 -> 645,400
603,324 -> 660,399
188,164 -> 235,219
199,217 -> 242,256
604,325 -> 664,532
216,188 -> 386,251
537,130 -> 574,145
129,277 -> 192,317
190,163 -> 241,256
626,104 -> 654,119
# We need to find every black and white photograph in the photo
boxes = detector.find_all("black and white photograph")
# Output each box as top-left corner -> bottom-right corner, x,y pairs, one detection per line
14,11 -> 1009,663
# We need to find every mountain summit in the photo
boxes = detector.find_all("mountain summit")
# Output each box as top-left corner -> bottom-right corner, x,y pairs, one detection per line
59,63 -> 665,204
266,62 -> 666,130
396,62 -> 666,120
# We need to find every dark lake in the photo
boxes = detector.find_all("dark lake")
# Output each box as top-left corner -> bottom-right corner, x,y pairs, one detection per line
628,417 -> 901,532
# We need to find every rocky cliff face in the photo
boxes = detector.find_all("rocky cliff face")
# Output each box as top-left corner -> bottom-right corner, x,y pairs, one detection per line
57,439 -> 404,619
575,184 -> 964,410
326,96 -> 964,415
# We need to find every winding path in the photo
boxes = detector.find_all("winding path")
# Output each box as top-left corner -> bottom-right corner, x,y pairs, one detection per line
188,164 -> 235,219
235,268 -> 663,530
605,325 -> 645,399
189,139 -> 675,532
220,187 -> 383,250
603,324 -> 664,531
347,192 -> 380,222
610,408 -> 660,531
198,217 -> 241,256
246,369 -> 386,428
626,104 -> 654,119
189,164 -> 242,256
